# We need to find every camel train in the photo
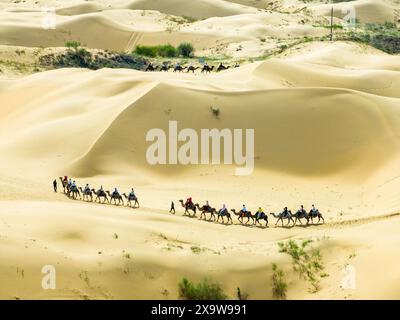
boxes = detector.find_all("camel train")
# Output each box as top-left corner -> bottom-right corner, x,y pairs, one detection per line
144,62 -> 238,73
57,177 -> 324,228
180,199 -> 325,228
59,177 -> 140,208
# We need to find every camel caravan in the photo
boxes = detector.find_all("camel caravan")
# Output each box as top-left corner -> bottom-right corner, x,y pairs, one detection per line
179,198 -> 325,228
145,62 -> 239,73
55,177 -> 325,228
58,177 -> 140,208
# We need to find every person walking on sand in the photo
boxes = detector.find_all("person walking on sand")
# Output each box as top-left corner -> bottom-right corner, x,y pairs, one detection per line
170,201 -> 175,214
53,179 -> 57,193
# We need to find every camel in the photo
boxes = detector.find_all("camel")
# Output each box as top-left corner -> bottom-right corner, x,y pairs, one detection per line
179,200 -> 196,216
253,211 -> 269,227
231,209 -> 254,224
195,203 -> 216,221
68,185 -> 81,200
91,188 -> 109,203
173,65 -> 186,72
293,209 -> 309,225
145,64 -> 158,72
58,177 -> 68,194
159,64 -> 171,72
216,209 -> 233,224
122,193 -> 139,208
186,66 -> 199,73
106,191 -> 124,206
201,65 -> 214,73
269,211 -> 295,226
308,210 -> 325,224
79,187 -> 93,202
216,64 -> 230,72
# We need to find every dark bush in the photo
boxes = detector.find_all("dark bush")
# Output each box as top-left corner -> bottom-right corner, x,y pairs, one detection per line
177,42 -> 195,57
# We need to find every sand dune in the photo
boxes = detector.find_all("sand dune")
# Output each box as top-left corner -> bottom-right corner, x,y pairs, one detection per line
0,9 -> 244,52
0,1 -> 332,55
124,0 -> 258,19
0,11 -> 134,50
56,3 -> 106,16
283,42 -> 400,72
0,42 -> 399,206
312,0 -> 397,24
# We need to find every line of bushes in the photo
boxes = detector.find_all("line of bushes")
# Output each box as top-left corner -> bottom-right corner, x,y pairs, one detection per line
337,22 -> 400,54
133,43 -> 194,58
39,41 -> 149,70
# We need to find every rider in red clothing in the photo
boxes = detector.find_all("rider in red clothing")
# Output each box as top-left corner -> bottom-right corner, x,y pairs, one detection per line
185,197 -> 193,207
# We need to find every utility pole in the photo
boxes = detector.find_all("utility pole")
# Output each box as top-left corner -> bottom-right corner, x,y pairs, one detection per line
330,6 -> 334,41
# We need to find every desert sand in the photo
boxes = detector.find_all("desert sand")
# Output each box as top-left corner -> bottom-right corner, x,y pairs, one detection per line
0,0 -> 400,300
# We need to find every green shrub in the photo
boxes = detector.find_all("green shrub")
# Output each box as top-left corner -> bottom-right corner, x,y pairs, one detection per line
210,106 -> 220,118
178,42 -> 194,57
134,45 -> 158,57
178,278 -> 227,300
277,239 -> 326,293
236,287 -> 249,300
338,22 -> 400,54
65,40 -> 81,52
40,50 -> 148,71
271,263 -> 287,300
157,44 -> 178,58
133,43 -> 195,58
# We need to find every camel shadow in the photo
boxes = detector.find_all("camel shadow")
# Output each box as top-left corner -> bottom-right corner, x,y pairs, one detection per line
182,214 -> 198,219
275,224 -> 295,229
237,223 -> 260,229
196,218 -> 216,224
296,223 -> 315,228
216,223 -> 234,227
275,223 -> 318,229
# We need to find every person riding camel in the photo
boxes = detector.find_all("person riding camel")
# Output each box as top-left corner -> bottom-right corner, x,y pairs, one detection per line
185,197 -> 193,207
63,176 -> 68,183
281,207 -> 289,217
298,205 -> 306,214
129,188 -> 136,199
204,200 -> 210,211
255,207 -> 265,219
219,204 -> 227,215
84,183 -> 90,193
310,204 -> 319,216
113,187 -> 119,197
242,204 -> 248,214
71,180 -> 77,191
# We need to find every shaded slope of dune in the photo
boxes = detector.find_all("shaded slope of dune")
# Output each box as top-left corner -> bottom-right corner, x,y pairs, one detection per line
0,12 -> 134,50
282,42 -> 400,72
70,83 -> 400,179
56,3 -> 106,16
124,0 -> 258,19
